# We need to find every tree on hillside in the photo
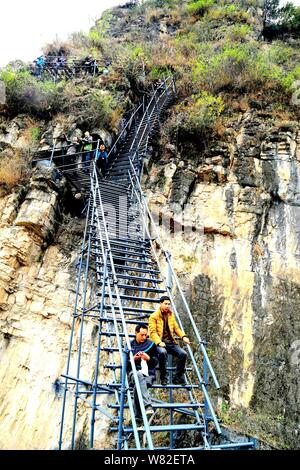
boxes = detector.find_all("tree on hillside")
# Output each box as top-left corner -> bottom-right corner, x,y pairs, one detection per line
279,1 -> 300,33
263,0 -> 280,29
263,0 -> 300,39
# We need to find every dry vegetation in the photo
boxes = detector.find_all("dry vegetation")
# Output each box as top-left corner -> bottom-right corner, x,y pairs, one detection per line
0,150 -> 28,188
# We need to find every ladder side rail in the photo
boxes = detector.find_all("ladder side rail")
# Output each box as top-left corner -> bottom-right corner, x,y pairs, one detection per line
92,232 -> 139,450
128,161 -> 220,390
128,79 -> 168,154
107,103 -> 143,160
92,163 -> 154,449
128,78 -> 174,172
129,99 -> 157,170
90,249 -> 109,448
117,350 -> 128,450
71,199 -> 96,449
58,196 -> 92,449
90,178 -> 134,447
127,169 -> 222,435
106,287 -> 142,449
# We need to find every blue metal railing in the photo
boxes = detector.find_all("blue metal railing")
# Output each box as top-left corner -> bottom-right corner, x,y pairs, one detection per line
127,162 -> 222,436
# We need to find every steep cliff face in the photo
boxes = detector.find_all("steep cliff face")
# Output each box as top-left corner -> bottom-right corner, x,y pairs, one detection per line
145,113 -> 300,448
0,165 -> 108,450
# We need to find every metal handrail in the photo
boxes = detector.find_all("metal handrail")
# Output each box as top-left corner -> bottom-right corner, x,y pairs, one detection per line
31,144 -> 102,168
128,158 -> 220,390
129,77 -> 173,155
127,166 -> 222,435
107,103 -> 143,160
34,138 -> 101,153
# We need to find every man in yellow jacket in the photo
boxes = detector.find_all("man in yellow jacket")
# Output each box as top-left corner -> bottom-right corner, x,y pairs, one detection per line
148,295 -> 190,385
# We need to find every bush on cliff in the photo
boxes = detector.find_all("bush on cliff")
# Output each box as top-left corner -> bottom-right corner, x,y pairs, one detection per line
65,88 -> 124,131
1,70 -> 65,118
187,0 -> 216,16
166,90 -> 224,142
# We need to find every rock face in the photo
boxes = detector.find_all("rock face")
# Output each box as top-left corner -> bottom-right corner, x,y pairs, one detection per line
145,113 -> 300,449
0,113 -> 299,448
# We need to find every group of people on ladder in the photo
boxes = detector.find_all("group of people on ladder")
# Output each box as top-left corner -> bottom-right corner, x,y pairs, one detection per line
126,296 -> 190,421
56,131 -> 108,177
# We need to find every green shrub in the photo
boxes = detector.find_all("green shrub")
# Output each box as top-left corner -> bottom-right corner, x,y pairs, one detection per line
137,0 -> 181,13
150,66 -> 171,80
30,127 -> 41,144
266,41 -> 298,67
1,70 -> 64,118
191,40 -> 298,100
79,91 -> 124,131
281,65 -> 300,92
87,30 -> 102,47
227,24 -> 253,42
193,44 -> 253,91
205,3 -> 251,23
174,91 -> 224,137
187,0 -> 216,16
114,45 -> 149,89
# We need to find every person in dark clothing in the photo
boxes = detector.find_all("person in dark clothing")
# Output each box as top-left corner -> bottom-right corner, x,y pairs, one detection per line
127,324 -> 158,418
95,144 -> 108,176
82,55 -> 93,74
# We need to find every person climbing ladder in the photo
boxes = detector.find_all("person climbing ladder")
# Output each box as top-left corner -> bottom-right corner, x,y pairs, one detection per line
95,144 -> 108,176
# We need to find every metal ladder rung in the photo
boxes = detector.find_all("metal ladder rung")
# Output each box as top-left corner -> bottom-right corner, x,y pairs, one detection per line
96,272 -> 162,283
95,256 -> 156,266
101,293 -> 161,303
98,315 -> 152,323
107,382 -> 200,389
111,424 -> 205,433
110,402 -> 204,409
100,331 -> 135,338
97,282 -> 166,294
103,264 -> 160,275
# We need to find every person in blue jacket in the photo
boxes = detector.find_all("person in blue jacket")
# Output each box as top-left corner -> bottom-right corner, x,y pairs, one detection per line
127,324 -> 158,419
95,143 -> 108,176
34,55 -> 45,76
